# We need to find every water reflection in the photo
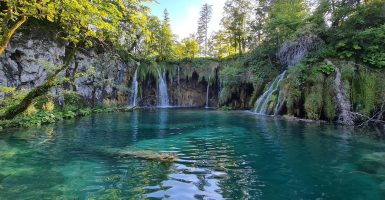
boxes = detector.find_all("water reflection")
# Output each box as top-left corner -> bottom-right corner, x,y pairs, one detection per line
158,109 -> 168,138
131,111 -> 139,142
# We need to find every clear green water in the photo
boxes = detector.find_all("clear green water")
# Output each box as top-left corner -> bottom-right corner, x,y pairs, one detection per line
1,109 -> 385,199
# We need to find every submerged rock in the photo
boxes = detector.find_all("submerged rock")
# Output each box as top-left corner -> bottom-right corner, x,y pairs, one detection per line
0,173 -> 8,182
357,152 -> 385,175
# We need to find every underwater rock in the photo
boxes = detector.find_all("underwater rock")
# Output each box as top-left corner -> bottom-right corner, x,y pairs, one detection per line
0,173 -> 9,182
103,175 -> 121,183
357,152 -> 385,175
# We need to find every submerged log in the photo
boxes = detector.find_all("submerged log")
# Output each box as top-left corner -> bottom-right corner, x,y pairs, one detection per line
118,150 -> 178,162
100,148 -> 178,163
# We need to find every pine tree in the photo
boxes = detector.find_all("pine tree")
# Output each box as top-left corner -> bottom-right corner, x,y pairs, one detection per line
197,3 -> 213,57
159,9 -> 175,61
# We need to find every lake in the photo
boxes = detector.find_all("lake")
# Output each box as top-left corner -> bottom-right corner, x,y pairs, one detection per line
1,109 -> 385,199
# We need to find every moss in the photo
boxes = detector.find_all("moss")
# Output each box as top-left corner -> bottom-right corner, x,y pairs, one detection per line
353,71 -> 376,116
323,76 -> 337,121
304,84 -> 323,120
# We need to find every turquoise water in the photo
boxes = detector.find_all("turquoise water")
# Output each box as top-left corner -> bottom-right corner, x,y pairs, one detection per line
1,109 -> 385,199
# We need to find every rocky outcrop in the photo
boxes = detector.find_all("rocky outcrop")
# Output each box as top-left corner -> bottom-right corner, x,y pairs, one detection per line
0,31 -> 130,105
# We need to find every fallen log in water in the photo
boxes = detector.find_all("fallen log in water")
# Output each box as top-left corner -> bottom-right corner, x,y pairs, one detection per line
118,150 -> 178,162
98,148 -> 178,163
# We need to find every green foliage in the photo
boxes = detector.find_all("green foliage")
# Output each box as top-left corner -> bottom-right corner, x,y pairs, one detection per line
218,105 -> 233,111
175,37 -> 200,59
264,0 -> 308,46
304,85 -> 323,120
285,63 -> 307,115
352,71 -> 378,116
221,0 -> 253,54
158,9 -> 175,61
318,64 -> 335,75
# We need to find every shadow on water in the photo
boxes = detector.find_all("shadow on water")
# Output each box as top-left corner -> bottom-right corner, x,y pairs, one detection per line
1,109 -> 385,199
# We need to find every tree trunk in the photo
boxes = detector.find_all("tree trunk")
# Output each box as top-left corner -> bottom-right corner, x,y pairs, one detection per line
71,55 -> 79,91
0,16 -> 28,56
0,45 -> 78,120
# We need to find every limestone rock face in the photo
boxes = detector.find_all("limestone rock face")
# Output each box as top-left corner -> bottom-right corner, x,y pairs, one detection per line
0,32 -> 129,105
0,33 -> 65,89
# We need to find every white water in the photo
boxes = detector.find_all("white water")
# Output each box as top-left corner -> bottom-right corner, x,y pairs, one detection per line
128,67 -> 139,107
274,90 -> 283,116
205,77 -> 210,108
254,71 -> 286,114
157,69 -> 170,107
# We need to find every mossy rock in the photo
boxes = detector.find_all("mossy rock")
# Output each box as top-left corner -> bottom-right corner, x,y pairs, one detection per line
357,152 -> 385,175
117,107 -> 134,112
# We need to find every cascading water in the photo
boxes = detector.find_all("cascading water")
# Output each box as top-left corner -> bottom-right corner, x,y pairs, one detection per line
205,76 -> 210,108
274,90 -> 283,116
157,69 -> 170,107
254,71 -> 286,114
128,66 -> 139,107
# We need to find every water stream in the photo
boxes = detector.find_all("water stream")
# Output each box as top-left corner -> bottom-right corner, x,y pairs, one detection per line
128,66 -> 139,107
205,76 -> 210,108
157,69 -> 170,107
255,71 -> 286,114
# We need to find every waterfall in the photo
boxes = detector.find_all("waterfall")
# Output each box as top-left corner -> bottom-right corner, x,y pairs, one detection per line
274,90 -> 283,116
205,77 -> 210,108
128,66 -> 139,107
332,62 -> 354,125
254,71 -> 286,114
157,69 -> 170,107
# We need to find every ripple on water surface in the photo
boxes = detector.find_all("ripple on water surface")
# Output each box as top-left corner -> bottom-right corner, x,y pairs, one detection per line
1,110 -> 385,199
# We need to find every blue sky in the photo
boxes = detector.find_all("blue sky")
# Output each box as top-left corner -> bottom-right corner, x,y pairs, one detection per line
146,0 -> 226,40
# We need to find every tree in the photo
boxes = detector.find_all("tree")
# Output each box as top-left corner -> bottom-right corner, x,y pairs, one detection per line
175,37 -> 200,59
0,0 -> 58,55
197,3 -> 213,56
158,9 -> 175,61
0,0 -> 151,120
249,0 -> 272,46
264,0 -> 308,46
208,30 -> 236,58
221,0 -> 253,55
143,16 -> 163,58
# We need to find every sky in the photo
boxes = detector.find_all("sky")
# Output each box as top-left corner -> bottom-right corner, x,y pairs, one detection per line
147,0 -> 226,40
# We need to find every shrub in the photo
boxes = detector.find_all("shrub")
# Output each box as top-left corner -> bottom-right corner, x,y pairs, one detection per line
24,104 -> 38,117
43,100 -> 55,112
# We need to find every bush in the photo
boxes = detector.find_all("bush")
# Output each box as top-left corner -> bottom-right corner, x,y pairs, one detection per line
43,99 -> 55,112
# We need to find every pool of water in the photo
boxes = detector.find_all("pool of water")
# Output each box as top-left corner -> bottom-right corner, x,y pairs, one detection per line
1,109 -> 385,199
